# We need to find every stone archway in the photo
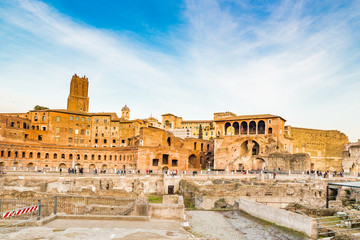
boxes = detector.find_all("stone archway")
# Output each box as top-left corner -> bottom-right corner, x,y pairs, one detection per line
188,154 -> 199,169
253,158 -> 265,170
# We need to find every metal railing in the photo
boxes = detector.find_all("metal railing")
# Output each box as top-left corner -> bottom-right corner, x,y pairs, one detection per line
316,213 -> 360,239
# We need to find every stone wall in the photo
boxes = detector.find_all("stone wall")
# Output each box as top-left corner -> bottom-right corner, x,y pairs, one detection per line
236,198 -> 316,238
291,127 -> 348,171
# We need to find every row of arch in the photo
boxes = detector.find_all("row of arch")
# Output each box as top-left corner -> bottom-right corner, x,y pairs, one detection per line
224,121 -> 272,136
167,137 -> 211,152
0,161 -> 132,170
0,150 -> 135,162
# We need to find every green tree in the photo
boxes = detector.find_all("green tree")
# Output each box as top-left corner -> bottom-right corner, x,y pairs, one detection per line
33,105 -> 49,110
199,124 -> 203,139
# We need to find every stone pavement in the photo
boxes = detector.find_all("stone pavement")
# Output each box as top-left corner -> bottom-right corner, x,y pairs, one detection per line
4,219 -> 192,240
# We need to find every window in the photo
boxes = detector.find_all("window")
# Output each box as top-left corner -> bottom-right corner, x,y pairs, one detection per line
104,119 -> 107,123
34,116 -> 38,121
268,119 -> 272,124
75,129 -> 79,134
53,153 -> 57,159
56,116 -> 60,122
112,139 -> 116,143
25,134 -> 29,139
81,129 -> 85,135
104,139 -> 107,144
10,122 -> 14,127
55,136 -> 60,142
45,153 -> 49,159
172,159 -> 178,167
56,127 -> 60,133
42,126 -> 46,131
98,155 -> 101,160
80,138 -> 84,143
69,128 -> 73,134
86,130 -> 90,136
70,116 -> 73,121
74,138 -> 79,144
76,116 -> 79,121
96,119 -> 99,123
37,152 -> 41,158
122,139 -> 125,143
84,155 -> 88,160
194,142 -> 197,150
69,137 -> 73,143
38,135 -> 42,141
81,117 -> 85,122
22,152 -> 25,158
95,139 -> 98,144
61,154 -> 65,159
88,118 -> 91,122
153,159 -> 159,166
7,151 -> 11,157
162,154 -> 169,165
91,155 -> 95,160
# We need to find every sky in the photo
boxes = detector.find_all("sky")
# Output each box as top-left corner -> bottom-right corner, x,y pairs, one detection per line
0,0 -> 359,141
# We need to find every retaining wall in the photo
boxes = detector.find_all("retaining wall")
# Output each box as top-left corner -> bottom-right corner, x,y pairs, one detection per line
236,198 -> 317,238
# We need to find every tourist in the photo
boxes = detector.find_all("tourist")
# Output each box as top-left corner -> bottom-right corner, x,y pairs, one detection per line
273,172 -> 276,179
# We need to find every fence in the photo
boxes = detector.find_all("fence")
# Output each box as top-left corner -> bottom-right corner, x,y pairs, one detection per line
0,195 -> 148,235
316,213 -> 360,239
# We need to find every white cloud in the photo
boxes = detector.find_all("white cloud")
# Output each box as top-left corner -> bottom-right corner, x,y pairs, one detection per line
0,0 -> 359,141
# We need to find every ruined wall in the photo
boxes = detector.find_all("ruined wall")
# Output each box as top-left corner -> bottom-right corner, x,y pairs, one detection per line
343,142 -> 360,173
291,127 -> 348,171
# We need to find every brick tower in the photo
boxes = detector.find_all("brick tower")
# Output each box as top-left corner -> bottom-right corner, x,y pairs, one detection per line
67,74 -> 89,112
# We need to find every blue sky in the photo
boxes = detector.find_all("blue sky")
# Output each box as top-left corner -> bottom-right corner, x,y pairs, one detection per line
0,0 -> 360,141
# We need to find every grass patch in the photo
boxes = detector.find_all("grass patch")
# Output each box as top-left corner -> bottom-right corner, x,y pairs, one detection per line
148,195 -> 163,204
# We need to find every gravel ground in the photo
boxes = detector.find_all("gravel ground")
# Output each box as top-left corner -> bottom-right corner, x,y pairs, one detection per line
187,210 -> 308,240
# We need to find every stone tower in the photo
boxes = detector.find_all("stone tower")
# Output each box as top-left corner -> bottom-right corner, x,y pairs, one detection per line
121,105 -> 130,120
67,74 -> 89,112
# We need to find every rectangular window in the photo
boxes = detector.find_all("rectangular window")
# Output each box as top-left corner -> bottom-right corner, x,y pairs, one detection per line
56,116 -> 60,122
69,128 -> 73,134
55,136 -> 60,142
70,116 -> 73,121
69,138 -> 73,143
268,119 -> 272,123
81,117 -> 85,122
76,116 -> 79,121
162,154 -> 169,165
38,135 -> 42,141
104,119 -> 107,123
74,138 -> 79,144
81,129 -> 85,135
56,127 -> 60,133
25,134 -> 28,139
80,138 -> 84,143
88,118 -> 91,122
95,139 -> 98,144
152,159 -> 159,166
172,159 -> 178,167
75,129 -> 79,134
96,119 -> 99,123
86,130 -> 90,136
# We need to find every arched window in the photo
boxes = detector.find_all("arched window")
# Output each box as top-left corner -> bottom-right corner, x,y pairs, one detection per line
249,121 -> 256,134
37,152 -> 41,158
224,122 -> 231,135
233,122 -> 240,135
84,154 -> 88,160
69,154 -> 73,159
207,144 -> 210,151
45,153 -> 49,159
268,127 -> 273,134
14,151 -> 18,157
104,155 -> 107,160
29,152 -> 33,158
98,155 -> 101,160
22,152 -> 25,158
77,154 -> 80,160
91,155 -> 95,160
240,122 -> 248,135
115,155 -> 117,161
42,116 -> 46,121
61,154 -> 65,159
110,155 -> 112,161
167,137 -> 171,147
7,151 -> 11,157
201,143 -> 203,151
258,120 -> 265,134
1,150 -> 4,157
194,142 -> 197,150
53,153 -> 57,159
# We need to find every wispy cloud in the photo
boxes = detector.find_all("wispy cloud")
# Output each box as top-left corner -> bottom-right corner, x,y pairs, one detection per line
0,0 -> 359,140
